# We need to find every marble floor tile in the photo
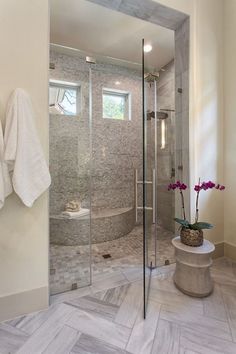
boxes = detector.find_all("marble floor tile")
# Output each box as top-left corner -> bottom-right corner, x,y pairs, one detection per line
212,258 -> 234,275
65,295 -> 119,320
126,300 -> 161,354
0,323 -> 28,354
102,284 -> 130,306
180,327 -> 236,354
179,349 -> 203,354
221,290 -> 236,342
160,304 -> 232,341
220,281 -> 236,296
149,288 -> 203,314
151,319 -> 180,354
211,267 -> 236,287
66,307 -> 131,349
1,258 -> 236,354
50,285 -> 92,306
122,267 -> 143,282
43,325 -> 79,354
16,304 -> 75,354
203,284 -> 227,321
115,281 -> 142,328
212,272 -> 236,288
7,304 -> 60,335
71,333 -> 131,354
150,273 -> 180,294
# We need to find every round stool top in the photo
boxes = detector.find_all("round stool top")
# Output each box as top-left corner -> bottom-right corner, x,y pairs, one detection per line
172,236 -> 215,254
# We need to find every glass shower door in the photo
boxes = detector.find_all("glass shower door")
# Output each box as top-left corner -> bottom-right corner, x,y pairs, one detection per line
49,58 -> 92,295
142,39 -> 157,317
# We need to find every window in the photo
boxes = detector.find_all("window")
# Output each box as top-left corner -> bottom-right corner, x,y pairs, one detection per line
49,80 -> 80,116
102,89 -> 131,120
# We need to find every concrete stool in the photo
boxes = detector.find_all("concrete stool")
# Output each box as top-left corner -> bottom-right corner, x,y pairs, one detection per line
172,236 -> 215,297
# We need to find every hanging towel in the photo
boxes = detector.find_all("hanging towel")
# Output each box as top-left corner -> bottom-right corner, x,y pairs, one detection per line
0,119 -> 12,208
4,88 -> 51,207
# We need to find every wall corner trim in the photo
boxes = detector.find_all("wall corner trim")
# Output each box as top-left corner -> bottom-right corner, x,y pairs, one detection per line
212,242 -> 224,259
224,242 -> 236,262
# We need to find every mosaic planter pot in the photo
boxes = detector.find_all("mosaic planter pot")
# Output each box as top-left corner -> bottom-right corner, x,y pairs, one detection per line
180,228 -> 203,247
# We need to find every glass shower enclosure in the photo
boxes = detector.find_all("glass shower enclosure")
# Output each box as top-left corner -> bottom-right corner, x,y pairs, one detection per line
49,39 -> 178,318
142,38 -> 179,316
49,62 -> 92,295
142,39 -> 158,317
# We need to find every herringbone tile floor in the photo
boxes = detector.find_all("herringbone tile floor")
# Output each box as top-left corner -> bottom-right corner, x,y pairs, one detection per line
1,258 -> 236,354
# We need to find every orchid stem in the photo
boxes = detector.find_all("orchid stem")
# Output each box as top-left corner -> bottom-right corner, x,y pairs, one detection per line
195,177 -> 200,223
180,190 -> 186,220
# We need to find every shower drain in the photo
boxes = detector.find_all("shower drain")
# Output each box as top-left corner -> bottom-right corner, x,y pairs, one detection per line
102,254 -> 111,259
71,283 -> 78,290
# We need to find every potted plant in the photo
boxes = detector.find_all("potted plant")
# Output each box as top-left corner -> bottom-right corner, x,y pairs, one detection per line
168,180 -> 225,247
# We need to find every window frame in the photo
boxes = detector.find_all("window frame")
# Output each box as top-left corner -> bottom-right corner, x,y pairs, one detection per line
102,88 -> 131,121
49,79 -> 81,116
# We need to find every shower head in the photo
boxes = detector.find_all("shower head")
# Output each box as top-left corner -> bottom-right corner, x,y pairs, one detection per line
157,111 -> 168,120
146,111 -> 168,120
144,72 -> 159,82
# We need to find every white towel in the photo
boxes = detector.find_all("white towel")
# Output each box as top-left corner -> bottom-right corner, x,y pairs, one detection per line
61,208 -> 90,219
0,119 -> 12,208
4,88 -> 51,207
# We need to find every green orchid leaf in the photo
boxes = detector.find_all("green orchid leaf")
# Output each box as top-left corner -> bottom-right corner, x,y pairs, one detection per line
190,222 -> 213,230
174,218 -> 190,228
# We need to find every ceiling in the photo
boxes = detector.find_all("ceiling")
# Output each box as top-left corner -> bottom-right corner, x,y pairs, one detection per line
50,0 -> 174,70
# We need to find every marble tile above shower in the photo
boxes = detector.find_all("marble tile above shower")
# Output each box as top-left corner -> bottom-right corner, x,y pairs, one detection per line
87,0 -> 188,30
175,18 -> 190,76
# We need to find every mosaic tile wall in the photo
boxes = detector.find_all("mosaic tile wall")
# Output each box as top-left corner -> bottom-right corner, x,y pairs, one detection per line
49,50 -> 176,238
156,60 -> 175,231
49,50 -> 143,244
144,60 -> 175,231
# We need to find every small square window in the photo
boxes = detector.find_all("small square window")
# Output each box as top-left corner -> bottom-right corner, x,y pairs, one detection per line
49,80 -> 80,116
102,89 -> 130,120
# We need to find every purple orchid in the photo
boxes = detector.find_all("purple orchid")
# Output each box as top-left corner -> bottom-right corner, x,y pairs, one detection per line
168,179 -> 226,224
168,181 -> 187,191
206,181 -> 215,189
194,185 -> 201,192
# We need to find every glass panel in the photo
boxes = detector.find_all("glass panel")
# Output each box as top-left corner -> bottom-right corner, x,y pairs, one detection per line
143,39 -> 157,317
49,61 -> 91,295
142,37 -> 187,317
90,62 -> 142,284
156,60 -> 176,267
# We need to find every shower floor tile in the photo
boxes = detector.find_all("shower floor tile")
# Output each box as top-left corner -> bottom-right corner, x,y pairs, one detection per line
50,225 -> 175,295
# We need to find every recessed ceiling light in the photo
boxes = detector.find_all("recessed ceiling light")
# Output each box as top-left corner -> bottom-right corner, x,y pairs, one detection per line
115,81 -> 121,85
144,44 -> 152,53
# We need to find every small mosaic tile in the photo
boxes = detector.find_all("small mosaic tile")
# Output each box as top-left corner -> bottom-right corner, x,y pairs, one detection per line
50,224 -> 175,295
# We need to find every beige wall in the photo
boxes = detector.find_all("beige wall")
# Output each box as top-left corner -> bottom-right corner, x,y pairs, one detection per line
0,0 -> 227,320
224,0 -> 236,248
191,0 -> 224,245
0,0 -> 49,317
156,0 -> 224,245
